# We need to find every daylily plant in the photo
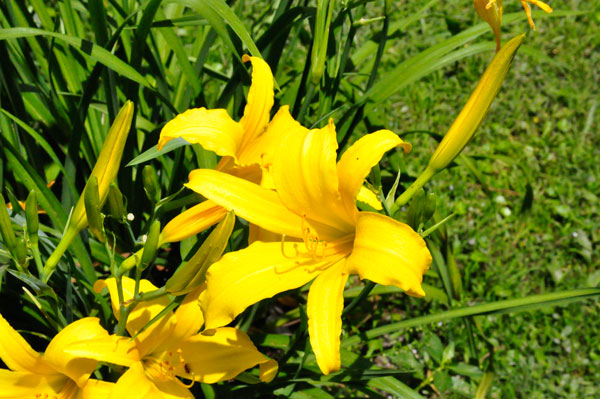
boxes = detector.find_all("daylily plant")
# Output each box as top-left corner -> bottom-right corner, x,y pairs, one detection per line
0,313 -> 114,399
66,277 -> 277,399
185,120 -> 432,374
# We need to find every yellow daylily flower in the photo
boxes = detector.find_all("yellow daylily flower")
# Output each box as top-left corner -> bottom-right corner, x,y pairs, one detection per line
474,0 -> 503,51
157,55 -> 295,245
185,122 -> 432,375
0,313 -> 115,398
484,0 -> 552,31
66,277 -> 277,399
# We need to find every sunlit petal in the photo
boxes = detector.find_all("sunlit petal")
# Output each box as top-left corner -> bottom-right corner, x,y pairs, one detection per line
237,106 -> 307,168
44,317 -> 109,387
110,364 -> 163,399
177,327 -> 274,384
76,379 -> 116,399
0,370 -> 67,399
158,108 -> 244,161
347,212 -> 432,297
307,259 -> 348,375
0,313 -> 53,374
201,241 -> 343,329
94,277 -> 176,357
356,186 -> 382,210
152,380 -> 193,399
337,130 -> 408,219
273,120 -> 354,238
65,335 -> 141,367
172,286 -> 205,343
160,200 -> 228,244
185,169 -> 304,238
239,55 -> 274,151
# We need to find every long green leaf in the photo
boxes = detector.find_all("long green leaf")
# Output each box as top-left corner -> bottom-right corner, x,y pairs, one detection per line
343,288 -> 600,347
0,27 -> 152,88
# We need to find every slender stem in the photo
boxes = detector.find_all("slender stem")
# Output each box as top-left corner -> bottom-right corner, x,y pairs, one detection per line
393,166 -> 436,210
343,281 -> 376,316
297,82 -> 316,124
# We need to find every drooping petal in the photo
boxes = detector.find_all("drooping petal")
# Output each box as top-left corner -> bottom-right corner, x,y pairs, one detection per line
185,169 -> 305,238
347,212 -> 432,297
158,108 -> 244,161
171,286 -> 205,344
110,364 -> 163,399
337,130 -> 409,220
356,186 -> 382,210
65,335 -> 141,367
238,55 -> 274,151
237,106 -> 307,168
43,317 -> 109,387
94,277 -> 176,357
0,370 -> 67,399
176,327 -> 275,384
201,241 -> 344,329
0,313 -> 53,374
77,379 -> 116,399
307,259 -> 349,375
273,119 -> 354,238
159,200 -> 228,244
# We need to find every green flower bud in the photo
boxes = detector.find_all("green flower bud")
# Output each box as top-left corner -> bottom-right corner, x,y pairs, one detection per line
165,211 -> 235,295
84,176 -> 105,242
142,165 -> 160,203
140,220 -> 161,271
25,190 -> 39,239
0,193 -> 17,255
107,183 -> 126,222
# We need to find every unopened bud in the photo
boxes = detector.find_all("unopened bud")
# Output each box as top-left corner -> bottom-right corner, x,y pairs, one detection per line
428,34 -> 524,173
142,165 -> 160,203
165,211 -> 234,295
15,237 -> 28,267
25,190 -> 39,239
0,193 -> 17,255
84,176 -> 105,242
107,183 -> 126,221
139,220 -> 161,270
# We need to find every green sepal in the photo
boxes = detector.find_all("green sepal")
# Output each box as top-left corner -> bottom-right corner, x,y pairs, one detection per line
139,219 -> 161,270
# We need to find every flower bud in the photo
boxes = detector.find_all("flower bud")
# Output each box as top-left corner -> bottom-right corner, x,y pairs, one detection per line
25,190 -> 39,239
142,165 -> 160,203
428,34 -> 524,173
15,237 -> 28,267
43,101 -> 134,281
474,0 -> 503,51
165,211 -> 234,295
84,176 -> 105,242
0,193 -> 17,256
107,183 -> 126,222
140,220 -> 161,271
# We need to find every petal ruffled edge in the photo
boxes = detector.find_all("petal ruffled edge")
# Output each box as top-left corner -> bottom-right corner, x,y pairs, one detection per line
347,212 -> 431,297
158,108 -> 244,161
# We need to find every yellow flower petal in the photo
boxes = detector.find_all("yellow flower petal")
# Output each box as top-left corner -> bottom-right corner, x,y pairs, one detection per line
259,359 -> 279,383
347,212 -> 432,297
43,318 -> 109,388
160,200 -> 228,244
337,130 -> 408,219
158,108 -> 244,161
0,313 -> 51,374
95,277 -> 176,357
177,327 -> 275,384
110,364 -> 164,399
521,0 -> 552,30
238,55 -> 275,152
152,379 -> 194,399
273,119 -> 354,238
356,186 -> 382,210
307,259 -> 349,375
172,286 -> 205,343
77,379 -> 116,399
237,106 -> 307,168
65,335 -> 141,367
201,241 -> 341,329
185,169 -> 304,238
0,370 -> 68,399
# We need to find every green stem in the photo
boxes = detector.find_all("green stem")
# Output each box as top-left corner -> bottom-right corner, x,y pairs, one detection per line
41,227 -> 79,282
393,166 -> 436,210
343,281 -> 376,316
